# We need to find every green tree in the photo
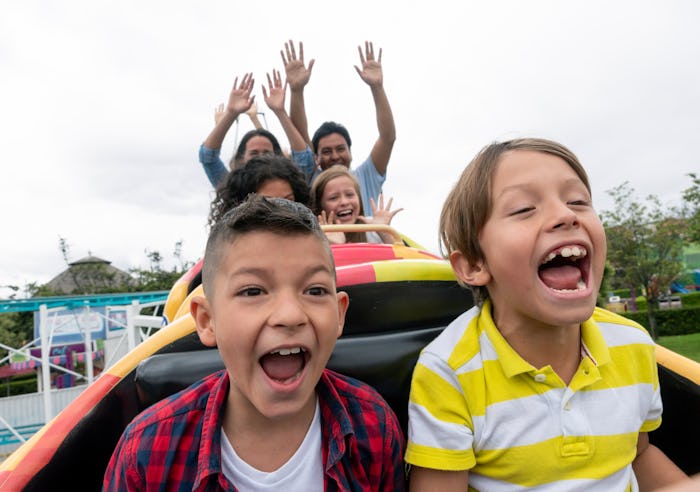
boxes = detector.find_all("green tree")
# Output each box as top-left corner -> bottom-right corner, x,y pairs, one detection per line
600,182 -> 686,338
0,312 -> 34,358
683,172 -> 700,243
130,240 -> 194,292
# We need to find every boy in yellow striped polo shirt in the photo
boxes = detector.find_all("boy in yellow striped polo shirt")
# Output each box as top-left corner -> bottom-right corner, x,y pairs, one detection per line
405,139 -> 688,491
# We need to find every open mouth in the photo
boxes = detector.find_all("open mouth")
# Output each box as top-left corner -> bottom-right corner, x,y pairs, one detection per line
538,245 -> 589,293
259,347 -> 308,384
335,209 -> 354,221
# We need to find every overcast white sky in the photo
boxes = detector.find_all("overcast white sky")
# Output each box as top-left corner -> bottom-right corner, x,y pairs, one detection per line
1,1 -> 699,298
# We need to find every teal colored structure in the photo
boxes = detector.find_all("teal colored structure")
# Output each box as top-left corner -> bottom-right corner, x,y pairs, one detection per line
0,291 -> 170,314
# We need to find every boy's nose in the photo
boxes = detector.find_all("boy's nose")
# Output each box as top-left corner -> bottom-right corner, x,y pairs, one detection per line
269,293 -> 308,329
550,204 -> 579,230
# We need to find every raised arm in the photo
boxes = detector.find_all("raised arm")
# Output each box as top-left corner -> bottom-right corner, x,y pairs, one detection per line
262,69 -> 306,152
203,73 -> 255,151
245,102 -> 264,130
355,41 -> 396,176
281,40 -> 314,145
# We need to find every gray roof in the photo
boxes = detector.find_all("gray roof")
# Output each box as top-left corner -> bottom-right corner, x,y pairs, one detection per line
45,256 -> 133,295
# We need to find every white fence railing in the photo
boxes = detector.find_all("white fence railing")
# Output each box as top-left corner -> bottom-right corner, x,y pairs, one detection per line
0,386 -> 85,458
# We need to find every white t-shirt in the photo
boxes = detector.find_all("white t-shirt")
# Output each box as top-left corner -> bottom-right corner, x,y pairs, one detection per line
221,398 -> 323,491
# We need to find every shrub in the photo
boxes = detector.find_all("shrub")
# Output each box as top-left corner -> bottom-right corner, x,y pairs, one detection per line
681,291 -> 700,308
612,288 -> 632,299
619,306 -> 700,337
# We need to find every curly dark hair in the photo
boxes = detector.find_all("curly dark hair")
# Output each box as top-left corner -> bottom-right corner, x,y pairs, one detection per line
209,154 -> 310,227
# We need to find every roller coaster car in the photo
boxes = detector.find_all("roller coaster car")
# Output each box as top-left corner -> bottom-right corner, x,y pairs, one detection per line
1,225 -> 699,490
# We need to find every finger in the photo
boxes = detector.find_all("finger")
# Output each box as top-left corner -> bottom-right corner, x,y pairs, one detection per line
289,39 -> 297,60
385,196 -> 393,210
357,45 -> 365,65
389,208 -> 404,220
356,215 -> 368,223
377,47 -> 383,64
299,41 -> 304,62
366,41 -> 373,60
266,72 -> 273,87
369,197 -> 377,212
307,59 -> 315,73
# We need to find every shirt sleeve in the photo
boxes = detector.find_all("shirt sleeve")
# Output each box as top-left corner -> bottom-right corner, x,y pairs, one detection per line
380,404 -> 408,491
198,144 -> 228,188
291,145 -> 318,184
352,156 -> 386,217
640,346 -> 663,433
405,352 -> 476,471
103,428 -> 144,491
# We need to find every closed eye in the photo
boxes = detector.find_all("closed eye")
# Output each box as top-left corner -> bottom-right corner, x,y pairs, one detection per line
510,206 -> 534,216
569,199 -> 591,207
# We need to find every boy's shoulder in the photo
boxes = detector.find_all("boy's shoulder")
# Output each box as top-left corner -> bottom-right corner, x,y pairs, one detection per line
591,307 -> 655,345
419,305 -> 484,367
124,369 -> 226,436
320,368 -> 392,411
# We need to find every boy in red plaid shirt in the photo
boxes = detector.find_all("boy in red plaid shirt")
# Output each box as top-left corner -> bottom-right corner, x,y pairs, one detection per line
103,196 -> 405,491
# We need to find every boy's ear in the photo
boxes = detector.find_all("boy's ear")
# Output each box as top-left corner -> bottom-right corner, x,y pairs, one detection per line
335,291 -> 350,338
191,296 -> 217,347
450,250 -> 491,286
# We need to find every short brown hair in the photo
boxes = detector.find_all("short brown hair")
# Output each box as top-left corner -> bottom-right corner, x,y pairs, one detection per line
203,196 -> 333,298
439,138 -> 590,304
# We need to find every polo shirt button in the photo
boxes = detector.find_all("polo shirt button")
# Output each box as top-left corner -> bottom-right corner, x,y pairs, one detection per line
534,374 -> 546,382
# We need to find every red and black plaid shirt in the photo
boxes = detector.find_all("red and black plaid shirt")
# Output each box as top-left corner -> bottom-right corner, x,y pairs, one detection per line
103,368 -> 406,491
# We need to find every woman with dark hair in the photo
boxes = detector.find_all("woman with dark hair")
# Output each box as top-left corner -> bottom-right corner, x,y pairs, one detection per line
198,71 -> 315,189
199,73 -> 285,188
208,154 -> 310,227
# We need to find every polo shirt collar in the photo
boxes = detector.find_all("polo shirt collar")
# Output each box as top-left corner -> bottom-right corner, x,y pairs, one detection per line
479,300 -> 610,379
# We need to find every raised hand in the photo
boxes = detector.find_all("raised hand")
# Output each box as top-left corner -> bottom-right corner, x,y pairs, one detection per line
358,194 -> 403,226
226,73 -> 255,116
354,41 -> 383,88
317,211 -> 347,244
262,69 -> 286,113
214,103 -> 226,125
281,40 -> 315,91
245,101 -> 259,118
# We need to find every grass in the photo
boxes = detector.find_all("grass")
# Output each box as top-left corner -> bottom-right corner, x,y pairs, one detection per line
657,332 -> 700,362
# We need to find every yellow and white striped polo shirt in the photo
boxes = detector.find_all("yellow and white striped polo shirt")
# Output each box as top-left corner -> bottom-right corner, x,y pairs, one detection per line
405,301 -> 661,491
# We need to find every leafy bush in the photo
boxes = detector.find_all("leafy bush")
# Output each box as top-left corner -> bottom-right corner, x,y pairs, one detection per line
0,375 -> 37,397
635,296 -> 647,311
612,288 -> 632,299
620,306 -> 700,337
681,291 -> 700,308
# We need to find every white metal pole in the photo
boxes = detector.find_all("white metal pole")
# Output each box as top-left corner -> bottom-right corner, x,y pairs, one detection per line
84,305 -> 94,385
127,300 -> 138,352
39,304 -> 52,424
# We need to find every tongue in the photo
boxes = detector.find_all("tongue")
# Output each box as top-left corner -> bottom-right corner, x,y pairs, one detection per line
260,353 -> 304,381
539,265 -> 582,290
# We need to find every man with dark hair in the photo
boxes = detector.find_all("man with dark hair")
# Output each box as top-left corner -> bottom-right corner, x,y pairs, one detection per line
282,40 -> 396,214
